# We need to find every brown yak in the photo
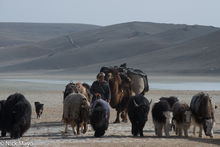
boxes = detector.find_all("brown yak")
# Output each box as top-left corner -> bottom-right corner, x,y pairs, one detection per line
63,82 -> 91,102
107,68 -> 132,123
76,82 -> 92,102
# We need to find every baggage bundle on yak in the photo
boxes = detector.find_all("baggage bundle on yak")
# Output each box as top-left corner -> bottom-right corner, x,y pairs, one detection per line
100,63 -> 149,95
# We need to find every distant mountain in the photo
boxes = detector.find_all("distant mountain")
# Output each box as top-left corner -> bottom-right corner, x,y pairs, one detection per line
0,21 -> 219,75
0,22 -> 100,47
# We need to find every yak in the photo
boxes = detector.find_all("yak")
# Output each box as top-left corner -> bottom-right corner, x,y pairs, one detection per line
90,99 -> 110,137
0,93 -> 32,139
190,92 -> 215,138
128,94 -> 151,137
172,102 -> 191,137
63,93 -> 90,135
0,100 -> 6,137
152,100 -> 173,137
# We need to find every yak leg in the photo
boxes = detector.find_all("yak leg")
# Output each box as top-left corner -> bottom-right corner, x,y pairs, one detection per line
155,122 -> 162,137
132,122 -> 138,136
193,125 -> 196,136
76,123 -> 81,135
71,123 -> 76,135
82,122 -> 87,134
184,125 -> 188,137
157,124 -> 163,137
121,110 -> 128,123
64,124 -> 68,133
164,124 -> 170,137
154,126 -> 157,135
176,124 -> 182,136
139,122 -> 145,137
153,121 -> 158,136
199,125 -> 203,138
1,131 -> 6,137
114,111 -> 120,123
175,127 -> 179,135
178,127 -> 183,137
175,123 -> 178,135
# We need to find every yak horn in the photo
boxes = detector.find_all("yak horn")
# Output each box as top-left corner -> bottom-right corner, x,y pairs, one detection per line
133,99 -> 139,107
149,99 -> 152,105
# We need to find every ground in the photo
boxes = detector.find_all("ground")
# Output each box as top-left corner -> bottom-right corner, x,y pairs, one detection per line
0,75 -> 220,147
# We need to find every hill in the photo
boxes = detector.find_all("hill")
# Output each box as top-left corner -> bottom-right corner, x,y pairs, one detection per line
0,22 -> 100,47
0,21 -> 219,75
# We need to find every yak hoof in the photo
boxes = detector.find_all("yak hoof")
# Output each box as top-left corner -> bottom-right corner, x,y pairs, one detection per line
94,130 -> 105,137
1,131 -> 6,137
114,120 -> 120,123
122,119 -> 128,123
133,134 -> 138,137
82,129 -> 87,134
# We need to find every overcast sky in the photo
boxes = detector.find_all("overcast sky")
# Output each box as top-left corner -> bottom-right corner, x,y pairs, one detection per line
1,0 -> 220,27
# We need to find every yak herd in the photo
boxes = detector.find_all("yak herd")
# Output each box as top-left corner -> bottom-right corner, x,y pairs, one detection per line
0,64 -> 217,139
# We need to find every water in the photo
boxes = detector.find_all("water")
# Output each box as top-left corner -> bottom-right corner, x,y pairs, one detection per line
1,79 -> 220,91
150,82 -> 220,91
2,78 -> 92,85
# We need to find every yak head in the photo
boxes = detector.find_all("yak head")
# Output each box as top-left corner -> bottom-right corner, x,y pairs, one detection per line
133,99 -> 151,121
63,82 -> 79,100
163,111 -> 173,128
203,118 -> 215,138
160,96 -> 179,108
184,110 -> 192,123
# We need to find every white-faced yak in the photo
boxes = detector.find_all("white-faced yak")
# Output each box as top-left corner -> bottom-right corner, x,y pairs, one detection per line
152,100 -> 173,137
172,102 -> 191,137
190,92 -> 215,138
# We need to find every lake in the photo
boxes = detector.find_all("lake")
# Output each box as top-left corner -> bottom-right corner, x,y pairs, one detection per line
1,78 -> 220,91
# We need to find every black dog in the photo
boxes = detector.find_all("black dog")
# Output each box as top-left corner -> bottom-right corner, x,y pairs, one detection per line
34,102 -> 44,119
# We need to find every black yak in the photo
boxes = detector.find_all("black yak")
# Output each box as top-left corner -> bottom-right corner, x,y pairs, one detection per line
128,95 -> 151,137
159,96 -> 179,108
90,99 -> 110,137
0,100 -> 6,137
0,93 -> 31,139
152,100 -> 173,137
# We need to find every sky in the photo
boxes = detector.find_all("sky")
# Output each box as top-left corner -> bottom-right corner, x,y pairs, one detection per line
0,0 -> 220,27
